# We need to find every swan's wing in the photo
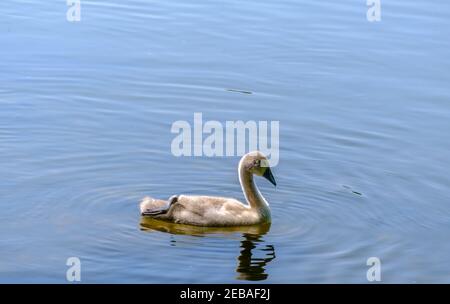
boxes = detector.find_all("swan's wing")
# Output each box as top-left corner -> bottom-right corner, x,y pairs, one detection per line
176,195 -> 243,209
141,195 -> 254,226
140,195 -> 178,216
172,195 -> 249,217
168,195 -> 257,226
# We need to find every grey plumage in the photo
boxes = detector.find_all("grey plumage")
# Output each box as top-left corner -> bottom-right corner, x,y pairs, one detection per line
139,151 -> 276,227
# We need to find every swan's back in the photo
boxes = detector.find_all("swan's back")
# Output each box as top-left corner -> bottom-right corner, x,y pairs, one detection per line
140,195 -> 262,227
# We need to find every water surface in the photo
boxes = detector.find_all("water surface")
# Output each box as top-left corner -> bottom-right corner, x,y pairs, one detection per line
1,0 -> 450,283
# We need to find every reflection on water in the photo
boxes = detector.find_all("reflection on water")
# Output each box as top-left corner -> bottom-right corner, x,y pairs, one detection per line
140,217 -> 271,236
140,218 -> 275,281
236,234 -> 275,281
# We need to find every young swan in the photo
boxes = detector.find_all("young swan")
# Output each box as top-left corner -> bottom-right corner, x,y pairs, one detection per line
139,151 -> 277,227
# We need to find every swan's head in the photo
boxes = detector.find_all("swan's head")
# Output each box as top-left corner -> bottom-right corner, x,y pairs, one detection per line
240,151 -> 277,186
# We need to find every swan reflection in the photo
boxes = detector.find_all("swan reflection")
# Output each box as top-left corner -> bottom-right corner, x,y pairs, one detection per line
140,217 -> 275,281
236,233 -> 275,281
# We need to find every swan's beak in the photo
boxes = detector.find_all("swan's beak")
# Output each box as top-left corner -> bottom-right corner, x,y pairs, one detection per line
263,167 -> 277,187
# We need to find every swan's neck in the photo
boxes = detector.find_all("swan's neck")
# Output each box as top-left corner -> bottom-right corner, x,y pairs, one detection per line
238,160 -> 270,218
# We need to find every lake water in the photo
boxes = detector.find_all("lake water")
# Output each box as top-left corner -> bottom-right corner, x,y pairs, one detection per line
1,0 -> 450,283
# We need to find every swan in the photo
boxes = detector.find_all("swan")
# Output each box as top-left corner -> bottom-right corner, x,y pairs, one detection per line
139,151 -> 277,227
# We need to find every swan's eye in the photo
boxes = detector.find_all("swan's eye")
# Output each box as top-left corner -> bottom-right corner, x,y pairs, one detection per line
253,159 -> 261,167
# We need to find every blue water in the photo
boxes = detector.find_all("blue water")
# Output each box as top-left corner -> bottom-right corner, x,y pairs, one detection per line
1,0 -> 450,283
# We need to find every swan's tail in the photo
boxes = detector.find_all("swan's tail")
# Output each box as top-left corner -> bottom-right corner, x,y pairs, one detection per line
140,195 -> 178,216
